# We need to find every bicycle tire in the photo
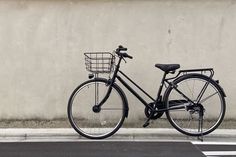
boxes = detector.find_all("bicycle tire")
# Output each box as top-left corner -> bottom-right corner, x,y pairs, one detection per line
67,78 -> 127,139
164,74 -> 226,136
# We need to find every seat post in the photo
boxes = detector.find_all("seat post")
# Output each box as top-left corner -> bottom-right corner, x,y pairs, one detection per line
156,72 -> 167,101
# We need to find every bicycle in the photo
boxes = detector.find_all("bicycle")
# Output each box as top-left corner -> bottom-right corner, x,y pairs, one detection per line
67,45 -> 226,139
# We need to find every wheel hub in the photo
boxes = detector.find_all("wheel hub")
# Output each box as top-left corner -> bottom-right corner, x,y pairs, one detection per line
92,105 -> 101,113
187,103 -> 205,115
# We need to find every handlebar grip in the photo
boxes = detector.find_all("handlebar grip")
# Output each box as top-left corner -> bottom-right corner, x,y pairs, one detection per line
127,55 -> 133,59
123,53 -> 133,59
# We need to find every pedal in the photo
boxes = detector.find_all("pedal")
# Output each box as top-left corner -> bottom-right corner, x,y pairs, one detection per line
143,121 -> 150,128
143,113 -> 153,128
143,117 -> 151,128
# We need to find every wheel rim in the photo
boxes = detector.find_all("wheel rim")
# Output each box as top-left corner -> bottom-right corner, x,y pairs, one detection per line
69,81 -> 124,138
166,77 -> 225,135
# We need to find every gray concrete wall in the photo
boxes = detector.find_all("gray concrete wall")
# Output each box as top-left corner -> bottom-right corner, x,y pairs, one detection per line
0,0 -> 235,120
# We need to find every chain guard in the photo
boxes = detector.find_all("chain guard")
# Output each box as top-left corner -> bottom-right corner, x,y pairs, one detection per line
144,102 -> 164,120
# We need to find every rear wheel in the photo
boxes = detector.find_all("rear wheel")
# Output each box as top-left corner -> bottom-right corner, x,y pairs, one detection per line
164,74 -> 226,136
68,78 -> 126,139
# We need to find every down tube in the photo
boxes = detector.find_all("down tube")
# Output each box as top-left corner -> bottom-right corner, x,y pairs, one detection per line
116,76 -> 149,107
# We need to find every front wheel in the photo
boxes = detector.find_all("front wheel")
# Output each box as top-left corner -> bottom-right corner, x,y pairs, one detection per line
164,74 -> 226,136
68,78 -> 127,139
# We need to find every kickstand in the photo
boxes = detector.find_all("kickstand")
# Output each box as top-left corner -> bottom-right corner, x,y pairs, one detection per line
197,108 -> 204,142
197,118 -> 203,141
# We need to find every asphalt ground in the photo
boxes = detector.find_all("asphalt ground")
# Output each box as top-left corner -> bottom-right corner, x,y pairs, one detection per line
0,128 -> 235,157
0,141 -> 236,157
0,141 -> 205,157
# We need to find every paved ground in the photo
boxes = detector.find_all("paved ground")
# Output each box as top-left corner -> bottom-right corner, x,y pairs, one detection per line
0,141 -> 205,157
193,141 -> 236,157
0,141 -> 236,157
0,128 -> 235,157
1,128 -> 236,142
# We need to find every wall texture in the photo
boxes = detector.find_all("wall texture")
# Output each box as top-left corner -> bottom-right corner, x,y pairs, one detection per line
0,0 -> 235,120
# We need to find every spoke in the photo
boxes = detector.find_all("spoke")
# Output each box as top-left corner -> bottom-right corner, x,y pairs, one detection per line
199,92 -> 218,103
192,79 -> 195,99
101,108 -> 123,110
186,80 -> 193,99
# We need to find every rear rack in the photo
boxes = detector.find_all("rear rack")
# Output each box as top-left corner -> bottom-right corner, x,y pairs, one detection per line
167,68 -> 214,80
179,68 -> 214,75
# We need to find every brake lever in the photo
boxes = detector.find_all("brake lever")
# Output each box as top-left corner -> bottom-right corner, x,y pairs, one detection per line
122,57 -> 127,63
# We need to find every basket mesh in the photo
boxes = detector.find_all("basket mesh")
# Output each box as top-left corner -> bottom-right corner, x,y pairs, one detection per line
84,52 -> 115,73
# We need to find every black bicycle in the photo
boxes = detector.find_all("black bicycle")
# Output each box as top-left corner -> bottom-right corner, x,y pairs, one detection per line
68,45 -> 226,139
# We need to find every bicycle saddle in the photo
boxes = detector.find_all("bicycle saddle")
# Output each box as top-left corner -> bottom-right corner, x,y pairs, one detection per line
155,64 -> 180,72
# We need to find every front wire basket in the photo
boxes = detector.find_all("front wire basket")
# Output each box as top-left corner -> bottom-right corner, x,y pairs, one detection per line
84,52 -> 115,74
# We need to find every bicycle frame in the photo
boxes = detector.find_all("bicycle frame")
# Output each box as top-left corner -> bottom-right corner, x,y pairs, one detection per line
68,46 -> 226,139
96,56 -> 215,113
115,70 -> 193,113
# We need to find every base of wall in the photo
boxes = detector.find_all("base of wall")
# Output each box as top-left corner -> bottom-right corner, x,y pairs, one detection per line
0,118 -> 235,129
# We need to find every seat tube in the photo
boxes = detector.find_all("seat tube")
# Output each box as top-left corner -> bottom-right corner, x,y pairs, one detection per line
156,72 -> 167,101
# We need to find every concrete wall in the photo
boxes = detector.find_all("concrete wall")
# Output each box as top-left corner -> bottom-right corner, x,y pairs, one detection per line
0,0 -> 235,120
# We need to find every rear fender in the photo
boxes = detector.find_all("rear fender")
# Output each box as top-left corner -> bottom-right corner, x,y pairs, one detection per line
214,80 -> 226,97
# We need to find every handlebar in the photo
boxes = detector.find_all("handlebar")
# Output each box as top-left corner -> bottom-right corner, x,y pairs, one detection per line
122,53 -> 133,59
117,45 -> 128,51
115,45 -> 133,59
